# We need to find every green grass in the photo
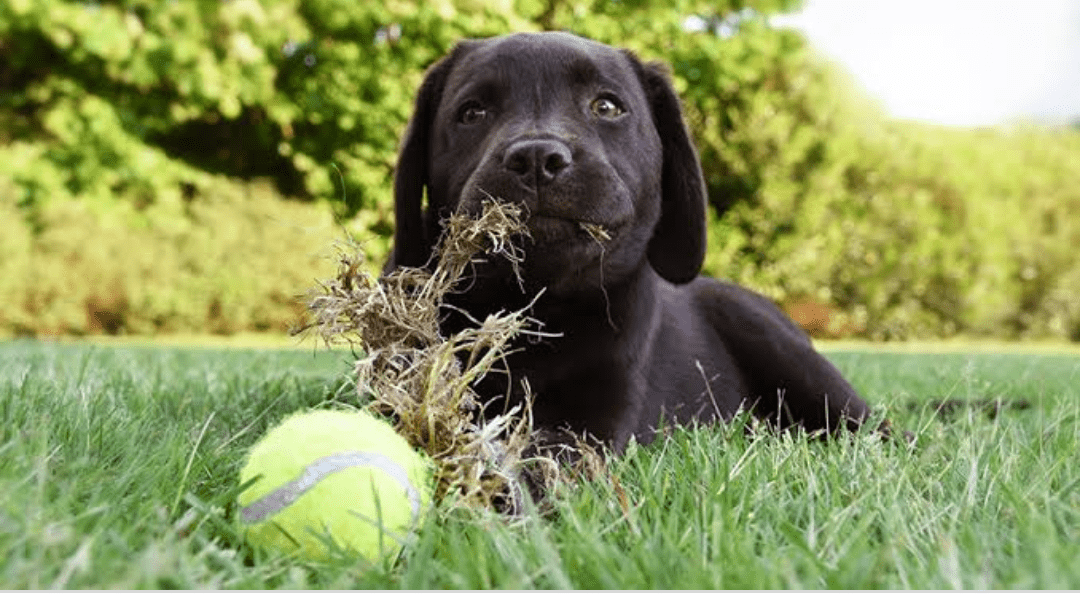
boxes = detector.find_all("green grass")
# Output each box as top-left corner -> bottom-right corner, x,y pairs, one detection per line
1,340 -> 1078,588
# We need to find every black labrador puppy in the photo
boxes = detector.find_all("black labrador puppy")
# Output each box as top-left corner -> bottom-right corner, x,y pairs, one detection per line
386,32 -> 880,452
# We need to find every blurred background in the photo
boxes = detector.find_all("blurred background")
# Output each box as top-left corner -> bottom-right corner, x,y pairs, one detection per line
1,0 -> 1078,342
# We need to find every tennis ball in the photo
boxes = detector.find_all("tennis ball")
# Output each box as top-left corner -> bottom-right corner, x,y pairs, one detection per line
238,409 -> 432,563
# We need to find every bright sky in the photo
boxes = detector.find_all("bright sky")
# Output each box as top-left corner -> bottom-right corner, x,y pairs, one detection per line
775,0 -> 1080,126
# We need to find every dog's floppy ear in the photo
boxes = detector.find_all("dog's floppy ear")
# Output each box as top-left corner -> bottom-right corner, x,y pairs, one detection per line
386,46 -> 464,272
639,62 -> 707,284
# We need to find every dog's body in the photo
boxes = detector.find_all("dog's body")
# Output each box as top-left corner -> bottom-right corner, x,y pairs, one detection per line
386,32 -> 876,451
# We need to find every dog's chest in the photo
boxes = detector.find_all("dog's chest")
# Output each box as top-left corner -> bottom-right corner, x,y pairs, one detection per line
470,330 -> 637,442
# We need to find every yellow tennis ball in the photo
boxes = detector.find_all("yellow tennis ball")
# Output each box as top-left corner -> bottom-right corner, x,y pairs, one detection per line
238,409 -> 432,563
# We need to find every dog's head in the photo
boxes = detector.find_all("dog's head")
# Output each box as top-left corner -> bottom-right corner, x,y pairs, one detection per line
388,32 -> 707,296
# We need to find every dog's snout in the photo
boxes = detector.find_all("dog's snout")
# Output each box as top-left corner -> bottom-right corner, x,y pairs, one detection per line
503,139 -> 572,186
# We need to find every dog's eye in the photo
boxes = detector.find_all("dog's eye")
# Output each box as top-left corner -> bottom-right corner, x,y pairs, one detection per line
457,103 -> 488,125
590,95 -> 625,119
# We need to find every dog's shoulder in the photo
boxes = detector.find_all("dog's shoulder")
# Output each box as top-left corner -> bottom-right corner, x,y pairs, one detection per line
681,276 -> 811,347
647,273 -> 810,361
671,275 -> 869,431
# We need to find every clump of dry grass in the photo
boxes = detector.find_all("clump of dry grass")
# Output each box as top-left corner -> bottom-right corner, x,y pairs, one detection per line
298,200 -> 599,513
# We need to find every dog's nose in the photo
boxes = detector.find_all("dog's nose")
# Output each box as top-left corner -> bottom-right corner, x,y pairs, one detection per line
503,139 -> 572,186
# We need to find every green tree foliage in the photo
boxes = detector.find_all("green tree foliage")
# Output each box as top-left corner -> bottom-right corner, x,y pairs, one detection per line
2,0 -> 1079,339
0,0 -> 522,219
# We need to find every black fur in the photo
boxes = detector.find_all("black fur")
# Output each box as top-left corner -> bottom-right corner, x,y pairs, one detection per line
387,32 -> 879,452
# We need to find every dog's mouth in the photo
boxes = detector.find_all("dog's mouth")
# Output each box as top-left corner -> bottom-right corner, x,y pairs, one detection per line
526,213 -> 615,245
452,207 -> 629,296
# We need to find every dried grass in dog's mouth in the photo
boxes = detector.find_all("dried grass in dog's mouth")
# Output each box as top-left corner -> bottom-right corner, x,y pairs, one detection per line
296,199 -> 603,513
579,222 -> 612,243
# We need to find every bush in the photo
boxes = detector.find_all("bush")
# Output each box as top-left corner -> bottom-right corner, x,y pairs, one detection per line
2,0 -> 1079,340
0,178 -> 343,336
704,117 -> 1080,341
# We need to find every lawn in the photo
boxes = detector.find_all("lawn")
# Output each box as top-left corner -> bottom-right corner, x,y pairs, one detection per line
1,339 -> 1077,588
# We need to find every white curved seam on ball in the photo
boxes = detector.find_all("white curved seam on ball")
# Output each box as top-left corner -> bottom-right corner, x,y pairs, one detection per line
241,450 -> 421,523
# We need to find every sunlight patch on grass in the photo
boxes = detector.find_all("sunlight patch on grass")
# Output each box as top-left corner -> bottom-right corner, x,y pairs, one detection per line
818,338 -> 1080,356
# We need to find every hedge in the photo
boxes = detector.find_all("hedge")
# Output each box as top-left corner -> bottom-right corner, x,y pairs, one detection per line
2,0 -> 1079,339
